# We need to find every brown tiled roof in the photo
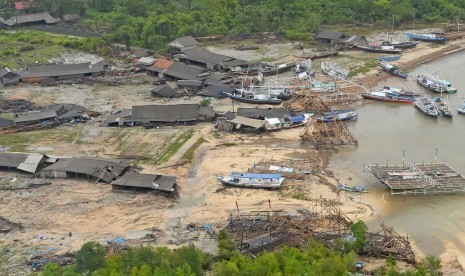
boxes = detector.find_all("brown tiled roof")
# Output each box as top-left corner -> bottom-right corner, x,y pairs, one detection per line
154,59 -> 173,70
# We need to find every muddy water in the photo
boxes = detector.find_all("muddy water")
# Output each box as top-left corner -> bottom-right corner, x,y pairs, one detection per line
329,51 -> 465,257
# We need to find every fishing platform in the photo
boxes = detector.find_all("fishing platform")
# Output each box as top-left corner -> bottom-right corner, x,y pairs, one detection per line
365,161 -> 465,195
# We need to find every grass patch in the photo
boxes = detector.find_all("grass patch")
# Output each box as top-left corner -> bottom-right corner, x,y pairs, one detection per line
147,128 -> 194,165
278,185 -> 310,201
348,57 -> 379,78
0,126 -> 81,152
0,113 -> 14,121
181,137 -> 206,164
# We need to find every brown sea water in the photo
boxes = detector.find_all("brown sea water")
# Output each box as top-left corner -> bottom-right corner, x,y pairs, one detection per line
329,51 -> 465,257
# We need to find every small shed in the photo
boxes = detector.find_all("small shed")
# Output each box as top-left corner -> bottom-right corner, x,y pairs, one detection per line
315,29 -> 347,44
0,67 -> 20,85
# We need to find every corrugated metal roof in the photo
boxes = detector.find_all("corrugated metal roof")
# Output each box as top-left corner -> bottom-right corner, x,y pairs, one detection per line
316,29 -> 345,40
6,12 -> 59,25
111,172 -> 177,192
162,63 -> 209,80
136,57 -> 156,66
0,152 -> 44,173
130,104 -> 200,122
21,63 -> 103,79
237,108 -> 291,119
0,67 -> 20,78
168,36 -> 198,48
151,85 -> 179,98
182,48 -> 247,67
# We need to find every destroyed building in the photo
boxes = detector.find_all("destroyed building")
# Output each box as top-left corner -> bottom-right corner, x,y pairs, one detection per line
145,59 -> 174,77
14,110 -> 57,125
2,12 -> 60,27
236,108 -> 291,120
151,85 -> 180,98
41,157 -> 131,183
160,63 -> 210,81
111,172 -> 177,194
0,67 -> 21,86
0,152 -> 45,173
315,29 -> 347,44
178,48 -> 248,71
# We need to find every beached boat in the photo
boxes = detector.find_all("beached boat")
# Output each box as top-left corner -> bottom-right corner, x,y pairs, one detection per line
379,62 -> 408,78
316,109 -> 358,123
264,113 -> 312,131
382,41 -> 419,49
310,81 -> 336,93
321,62 -> 348,79
378,55 -> 401,62
260,62 -> 296,76
356,45 -> 402,54
293,59 -> 315,79
216,172 -> 284,189
361,91 -> 415,104
414,95 -> 439,117
404,32 -> 446,42
432,97 -> 453,117
457,101 -> 465,114
417,74 -> 457,94
235,85 -> 294,100
226,91 -> 283,105
379,86 -> 421,97
338,184 -> 368,193
301,51 -> 339,60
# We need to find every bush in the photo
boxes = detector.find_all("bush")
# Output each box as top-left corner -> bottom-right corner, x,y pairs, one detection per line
200,98 -> 212,107
75,242 -> 106,274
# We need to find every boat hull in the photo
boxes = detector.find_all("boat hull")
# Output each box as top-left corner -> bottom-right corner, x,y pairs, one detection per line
303,51 -> 339,60
356,45 -> 402,54
417,77 -> 457,94
379,63 -> 408,78
378,55 -> 401,61
261,64 -> 295,76
216,176 -> 283,189
404,33 -> 445,42
361,93 -> 414,104
226,93 -> 283,105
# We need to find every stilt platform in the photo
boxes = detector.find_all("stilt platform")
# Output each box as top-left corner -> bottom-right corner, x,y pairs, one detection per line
365,162 -> 465,195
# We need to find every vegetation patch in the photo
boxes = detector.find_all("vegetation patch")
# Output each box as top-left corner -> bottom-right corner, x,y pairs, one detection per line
148,128 -> 194,165
181,137 -> 206,164
348,57 -> 379,78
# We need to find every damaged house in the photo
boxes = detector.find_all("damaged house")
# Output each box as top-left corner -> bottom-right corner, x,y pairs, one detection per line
111,172 -> 178,196
0,152 -> 45,173
315,29 -> 348,45
167,36 -> 199,55
2,12 -> 60,28
41,157 -> 131,183
0,67 -> 20,86
160,63 -> 210,81
178,48 -> 248,71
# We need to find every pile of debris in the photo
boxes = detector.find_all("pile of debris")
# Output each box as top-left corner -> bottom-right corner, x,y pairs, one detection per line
223,198 -> 416,263
28,253 -> 74,271
248,157 -> 322,180
300,118 -> 358,149
0,176 -> 51,190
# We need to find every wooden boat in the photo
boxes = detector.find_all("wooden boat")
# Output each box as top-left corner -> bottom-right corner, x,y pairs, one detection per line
432,97 -> 453,117
457,101 -> 465,114
216,172 -> 284,189
302,51 -> 339,60
356,45 -> 402,54
362,91 -> 415,104
417,74 -> 457,94
236,85 -> 294,100
338,184 -> 368,193
310,81 -> 336,93
382,41 -> 419,49
260,62 -> 296,76
404,32 -> 446,42
414,95 -> 439,117
264,113 -> 312,131
316,109 -> 358,123
378,55 -> 401,62
226,91 -> 283,105
293,59 -> 315,79
379,62 -> 408,78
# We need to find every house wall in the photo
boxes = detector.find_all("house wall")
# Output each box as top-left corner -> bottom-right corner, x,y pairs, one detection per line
1,76 -> 20,86
216,117 -> 233,132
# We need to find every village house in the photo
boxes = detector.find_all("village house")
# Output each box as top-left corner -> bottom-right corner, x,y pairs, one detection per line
0,152 -> 46,173
160,63 -> 210,81
178,48 -> 248,71
145,58 -> 174,77
2,12 -> 60,28
14,110 -> 57,125
315,29 -> 348,44
167,36 -> 199,55
21,63 -> 104,84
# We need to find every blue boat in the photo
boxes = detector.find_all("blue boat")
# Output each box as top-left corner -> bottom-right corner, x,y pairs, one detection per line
316,109 -> 358,123
338,184 -> 368,193
378,55 -> 401,62
216,172 -> 284,189
404,32 -> 446,42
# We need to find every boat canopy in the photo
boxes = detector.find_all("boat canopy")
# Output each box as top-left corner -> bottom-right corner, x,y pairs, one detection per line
230,172 -> 282,179
290,115 -> 305,123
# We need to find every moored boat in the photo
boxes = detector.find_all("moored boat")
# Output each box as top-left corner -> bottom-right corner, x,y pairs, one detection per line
417,74 -> 457,94
379,61 -> 408,78
264,113 -> 312,131
301,51 -> 339,60
226,91 -> 283,105
316,109 -> 358,123
338,184 -> 368,193
414,94 -> 439,117
378,55 -> 401,62
433,97 -> 453,117
260,62 -> 296,76
457,101 -> 465,114
379,86 -> 420,97
361,91 -> 415,104
216,172 -> 284,189
404,32 -> 446,42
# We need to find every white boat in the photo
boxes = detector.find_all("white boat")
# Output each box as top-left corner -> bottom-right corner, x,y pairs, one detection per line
264,113 -> 312,131
432,97 -> 452,117
321,62 -> 348,79
216,172 -> 284,189
414,95 -> 439,117
417,74 -> 457,94
458,101 -> 465,114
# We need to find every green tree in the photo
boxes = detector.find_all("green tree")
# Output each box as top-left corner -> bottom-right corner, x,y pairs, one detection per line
75,241 -> 106,275
350,220 -> 368,253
